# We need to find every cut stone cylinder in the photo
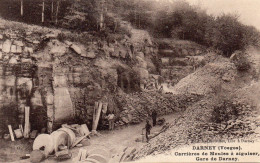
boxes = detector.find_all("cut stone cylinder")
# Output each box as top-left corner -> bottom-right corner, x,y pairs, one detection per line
88,154 -> 108,163
50,130 -> 69,153
33,134 -> 54,157
88,148 -> 111,159
57,127 -> 76,147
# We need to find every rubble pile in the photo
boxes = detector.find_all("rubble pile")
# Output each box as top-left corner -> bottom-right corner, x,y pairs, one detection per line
115,91 -> 202,125
189,101 -> 259,142
172,60 -> 237,95
134,96 -> 260,159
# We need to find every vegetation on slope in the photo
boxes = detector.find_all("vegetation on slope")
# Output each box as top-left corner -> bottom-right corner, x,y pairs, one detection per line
1,0 -> 259,57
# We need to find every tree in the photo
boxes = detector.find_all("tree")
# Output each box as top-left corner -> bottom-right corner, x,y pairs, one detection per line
42,0 -> 45,23
56,0 -> 60,24
20,0 -> 23,16
99,0 -> 105,30
51,0 -> 54,21
213,14 -> 243,56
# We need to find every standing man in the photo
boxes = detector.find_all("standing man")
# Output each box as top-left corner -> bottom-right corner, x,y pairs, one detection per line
107,112 -> 115,130
151,109 -> 157,126
144,120 -> 152,142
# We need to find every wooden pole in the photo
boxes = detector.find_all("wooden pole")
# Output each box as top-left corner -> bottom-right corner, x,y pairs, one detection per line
92,102 -> 103,132
42,0 -> 45,23
100,0 -> 104,30
92,102 -> 99,131
134,8 -> 137,26
56,0 -> 60,24
138,2 -> 141,28
8,125 -> 15,141
21,0 -> 23,16
24,106 -> 30,138
51,0 -> 54,21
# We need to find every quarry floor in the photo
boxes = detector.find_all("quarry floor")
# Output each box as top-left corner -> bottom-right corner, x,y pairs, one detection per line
0,114 -> 177,163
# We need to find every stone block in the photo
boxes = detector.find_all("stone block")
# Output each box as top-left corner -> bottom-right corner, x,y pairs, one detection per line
24,47 -> 33,54
11,45 -> 17,53
182,49 -> 189,56
16,46 -> 22,53
21,58 -> 32,63
136,56 -> 147,69
71,44 -> 81,55
136,52 -> 144,59
161,57 -> 170,64
30,130 -> 38,139
3,55 -> 9,60
28,47 -> 33,53
134,67 -> 149,79
50,45 -> 66,56
45,33 -> 58,39
81,51 -> 96,59
26,31 -> 32,36
107,46 -> 114,53
64,40 -> 72,46
2,40 -> 11,53
13,40 -> 24,47
9,56 -> 18,64
121,117 -> 129,124
14,129 -> 23,138
33,40 -> 40,44
111,48 -> 120,57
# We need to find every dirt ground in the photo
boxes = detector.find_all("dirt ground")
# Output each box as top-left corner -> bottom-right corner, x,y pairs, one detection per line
0,114 -> 177,163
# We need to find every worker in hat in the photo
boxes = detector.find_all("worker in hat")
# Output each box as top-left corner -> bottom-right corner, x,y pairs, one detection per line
144,120 -> 152,142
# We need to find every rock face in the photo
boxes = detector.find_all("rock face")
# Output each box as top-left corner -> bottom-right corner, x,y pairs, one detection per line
157,39 -> 206,87
0,20 -> 159,134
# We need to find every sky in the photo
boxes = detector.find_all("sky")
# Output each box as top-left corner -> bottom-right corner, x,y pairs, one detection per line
185,0 -> 260,30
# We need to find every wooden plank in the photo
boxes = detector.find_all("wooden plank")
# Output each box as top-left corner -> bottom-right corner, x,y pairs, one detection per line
8,125 -> 15,141
93,102 -> 103,131
92,102 -> 99,131
23,106 -> 30,138
19,124 -> 24,133
92,102 -> 102,132
71,135 -> 88,148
